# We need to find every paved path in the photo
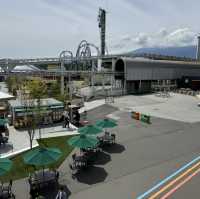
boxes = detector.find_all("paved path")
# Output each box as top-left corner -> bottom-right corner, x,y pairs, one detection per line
62,111 -> 200,199
11,103 -> 116,199
7,95 -> 200,199
1,98 -> 105,158
112,93 -> 200,123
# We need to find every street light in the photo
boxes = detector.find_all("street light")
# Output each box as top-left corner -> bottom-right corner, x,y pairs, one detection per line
59,50 -> 73,95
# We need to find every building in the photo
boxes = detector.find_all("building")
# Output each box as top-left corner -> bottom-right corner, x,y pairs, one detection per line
113,57 -> 200,94
8,98 -> 64,128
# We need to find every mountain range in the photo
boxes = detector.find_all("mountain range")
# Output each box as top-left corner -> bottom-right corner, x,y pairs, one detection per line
130,45 -> 197,59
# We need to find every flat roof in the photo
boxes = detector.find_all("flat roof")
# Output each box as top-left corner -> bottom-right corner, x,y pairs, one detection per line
119,57 -> 200,66
0,91 -> 14,100
9,98 -> 63,108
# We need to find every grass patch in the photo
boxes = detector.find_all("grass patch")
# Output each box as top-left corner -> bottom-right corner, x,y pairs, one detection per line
0,135 -> 74,182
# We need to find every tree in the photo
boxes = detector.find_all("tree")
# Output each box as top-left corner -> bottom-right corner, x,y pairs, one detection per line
26,79 -> 47,140
48,81 -> 60,98
26,79 -> 47,99
20,87 -> 36,149
6,76 -> 25,95
20,79 -> 47,148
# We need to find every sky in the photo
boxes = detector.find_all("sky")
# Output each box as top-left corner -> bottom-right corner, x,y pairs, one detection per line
0,0 -> 200,58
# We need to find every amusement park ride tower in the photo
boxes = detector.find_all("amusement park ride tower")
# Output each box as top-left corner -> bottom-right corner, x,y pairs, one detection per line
98,8 -> 106,56
97,8 -> 106,71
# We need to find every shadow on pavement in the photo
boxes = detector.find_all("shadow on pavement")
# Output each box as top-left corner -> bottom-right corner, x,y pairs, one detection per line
0,144 -> 13,154
103,143 -> 126,154
75,166 -> 108,185
94,151 -> 111,165
39,184 -> 71,199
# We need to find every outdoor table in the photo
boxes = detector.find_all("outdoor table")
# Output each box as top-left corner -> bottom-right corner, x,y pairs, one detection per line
74,155 -> 88,167
98,134 -> 115,145
29,170 -> 58,189
0,188 -> 11,198
0,136 -> 8,145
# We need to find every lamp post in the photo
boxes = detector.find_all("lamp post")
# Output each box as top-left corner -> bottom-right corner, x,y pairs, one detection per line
59,50 -> 73,95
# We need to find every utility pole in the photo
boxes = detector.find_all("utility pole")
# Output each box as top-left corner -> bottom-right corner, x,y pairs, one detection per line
59,50 -> 73,95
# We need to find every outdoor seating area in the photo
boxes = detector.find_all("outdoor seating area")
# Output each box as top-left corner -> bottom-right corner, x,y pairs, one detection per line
97,132 -> 116,146
28,169 -> 59,190
0,119 -> 10,148
68,118 -> 118,177
0,180 -> 15,199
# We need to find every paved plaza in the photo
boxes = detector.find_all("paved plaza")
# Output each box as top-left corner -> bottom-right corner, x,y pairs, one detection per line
3,93 -> 200,198
113,93 -> 200,123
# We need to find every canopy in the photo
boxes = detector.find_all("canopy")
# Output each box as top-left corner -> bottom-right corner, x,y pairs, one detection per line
68,134 -> 99,149
23,147 -> 62,166
0,91 -> 14,101
96,118 -> 117,128
0,158 -> 12,176
0,118 -> 8,126
78,124 -> 102,135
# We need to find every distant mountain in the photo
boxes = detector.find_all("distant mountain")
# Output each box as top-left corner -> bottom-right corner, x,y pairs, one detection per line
129,45 -> 197,59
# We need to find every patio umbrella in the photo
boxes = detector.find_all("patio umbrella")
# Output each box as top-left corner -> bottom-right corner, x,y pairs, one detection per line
78,124 -> 103,135
68,134 -> 99,149
23,147 -> 62,167
0,158 -> 12,176
96,118 -> 117,129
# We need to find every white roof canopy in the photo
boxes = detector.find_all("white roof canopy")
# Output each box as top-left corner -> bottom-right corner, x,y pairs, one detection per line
0,91 -> 14,100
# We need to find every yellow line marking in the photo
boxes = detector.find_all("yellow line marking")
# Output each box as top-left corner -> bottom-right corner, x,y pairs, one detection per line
148,161 -> 200,199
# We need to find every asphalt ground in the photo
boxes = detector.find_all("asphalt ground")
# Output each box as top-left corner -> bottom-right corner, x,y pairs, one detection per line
10,103 -> 200,199
64,107 -> 200,199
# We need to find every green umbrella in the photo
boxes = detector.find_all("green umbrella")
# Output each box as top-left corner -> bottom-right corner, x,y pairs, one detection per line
78,124 -> 103,135
68,134 -> 99,149
0,119 -> 8,126
0,158 -> 12,176
23,147 -> 62,166
96,118 -> 117,129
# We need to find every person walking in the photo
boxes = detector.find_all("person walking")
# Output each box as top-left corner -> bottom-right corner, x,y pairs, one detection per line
64,114 -> 70,129
55,186 -> 67,199
62,110 -> 69,128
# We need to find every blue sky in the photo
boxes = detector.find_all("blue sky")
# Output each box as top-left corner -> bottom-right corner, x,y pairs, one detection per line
0,0 -> 200,58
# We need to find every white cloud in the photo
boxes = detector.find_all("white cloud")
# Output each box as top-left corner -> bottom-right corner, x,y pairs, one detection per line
0,0 -> 200,57
110,28 -> 196,53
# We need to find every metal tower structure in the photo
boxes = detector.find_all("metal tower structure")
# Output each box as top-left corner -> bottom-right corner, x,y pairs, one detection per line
98,8 -> 106,56
197,35 -> 200,61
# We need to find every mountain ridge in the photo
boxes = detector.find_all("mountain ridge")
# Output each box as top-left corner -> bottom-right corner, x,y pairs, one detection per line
128,45 -> 197,59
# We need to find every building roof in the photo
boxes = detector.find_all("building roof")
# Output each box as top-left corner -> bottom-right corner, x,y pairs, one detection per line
119,57 -> 200,67
8,98 -> 63,108
0,91 -> 14,101
12,65 -> 40,72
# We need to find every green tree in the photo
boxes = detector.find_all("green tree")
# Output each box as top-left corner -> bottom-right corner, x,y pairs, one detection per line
26,79 -> 47,99
6,76 -> 25,95
25,79 -> 47,140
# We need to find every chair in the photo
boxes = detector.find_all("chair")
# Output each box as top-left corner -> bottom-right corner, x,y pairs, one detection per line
104,132 -> 110,141
69,163 -> 77,178
111,133 -> 116,144
2,179 -> 13,195
72,153 -> 76,161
